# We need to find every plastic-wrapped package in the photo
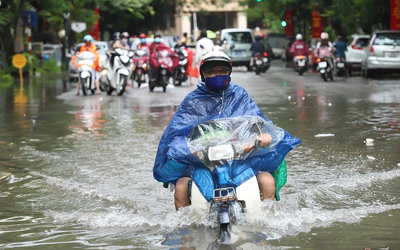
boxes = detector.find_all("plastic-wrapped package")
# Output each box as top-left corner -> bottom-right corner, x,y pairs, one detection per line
186,116 -> 284,169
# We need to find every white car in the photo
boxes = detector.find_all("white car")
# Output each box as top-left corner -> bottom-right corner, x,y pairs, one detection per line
68,41 -> 108,82
345,34 -> 370,75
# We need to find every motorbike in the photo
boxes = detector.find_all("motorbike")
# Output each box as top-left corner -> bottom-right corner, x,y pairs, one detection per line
251,52 -> 270,75
335,55 -> 346,77
73,51 -> 98,95
148,50 -> 178,92
293,54 -> 308,75
172,46 -> 188,86
100,48 -> 134,96
132,48 -> 150,88
317,47 -> 334,82
183,116 -> 286,245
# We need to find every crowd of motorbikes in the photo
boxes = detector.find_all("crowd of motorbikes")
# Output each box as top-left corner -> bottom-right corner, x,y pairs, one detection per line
292,46 -> 348,82
73,45 -> 188,96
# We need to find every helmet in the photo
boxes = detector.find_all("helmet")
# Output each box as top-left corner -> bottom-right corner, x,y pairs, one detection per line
154,32 -> 161,38
296,33 -> 303,40
139,33 -> 147,39
321,32 -> 329,39
113,32 -> 121,40
83,35 -> 93,43
337,35 -> 342,41
121,32 -> 129,39
259,33 -> 265,39
200,51 -> 232,81
255,35 -> 262,41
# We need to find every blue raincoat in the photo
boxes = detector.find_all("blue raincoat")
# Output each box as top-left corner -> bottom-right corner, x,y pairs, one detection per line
153,82 -> 302,201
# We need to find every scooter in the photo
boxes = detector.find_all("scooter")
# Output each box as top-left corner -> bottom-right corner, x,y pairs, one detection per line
184,116 -> 285,245
101,48 -> 134,96
73,51 -> 97,95
293,54 -> 308,75
251,52 -> 270,75
172,46 -> 188,86
335,55 -> 346,77
317,47 -> 334,82
148,50 -> 178,92
132,48 -> 150,88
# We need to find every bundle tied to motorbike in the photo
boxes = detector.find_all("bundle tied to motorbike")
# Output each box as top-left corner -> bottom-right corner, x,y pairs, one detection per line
155,115 -> 301,202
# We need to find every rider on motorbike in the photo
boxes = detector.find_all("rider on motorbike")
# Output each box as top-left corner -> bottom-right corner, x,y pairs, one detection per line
153,51 -> 301,210
73,35 -> 101,95
148,32 -> 177,86
334,35 -> 349,77
136,33 -> 149,50
290,33 -> 310,67
250,35 -> 266,67
316,32 -> 334,69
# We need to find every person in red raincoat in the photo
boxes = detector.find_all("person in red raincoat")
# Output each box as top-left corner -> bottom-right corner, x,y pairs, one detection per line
148,32 -> 179,85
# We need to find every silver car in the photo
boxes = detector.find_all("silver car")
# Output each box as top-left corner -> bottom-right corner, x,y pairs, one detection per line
361,30 -> 400,77
219,28 -> 255,70
68,41 -> 108,82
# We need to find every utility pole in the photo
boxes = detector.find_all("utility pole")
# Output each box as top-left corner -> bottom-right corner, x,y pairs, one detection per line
63,11 -> 70,70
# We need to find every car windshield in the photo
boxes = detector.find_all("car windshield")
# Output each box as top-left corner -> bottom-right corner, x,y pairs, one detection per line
373,33 -> 400,46
223,32 -> 253,44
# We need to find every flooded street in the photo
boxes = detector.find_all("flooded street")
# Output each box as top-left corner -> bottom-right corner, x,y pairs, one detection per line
1,64 -> 400,249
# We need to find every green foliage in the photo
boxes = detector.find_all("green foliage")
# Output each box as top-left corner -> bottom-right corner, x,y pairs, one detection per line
0,69 -> 13,85
243,0 -> 391,39
44,59 -> 61,73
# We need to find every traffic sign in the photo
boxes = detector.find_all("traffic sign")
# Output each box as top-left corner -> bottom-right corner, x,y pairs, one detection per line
71,22 -> 87,33
12,53 -> 27,68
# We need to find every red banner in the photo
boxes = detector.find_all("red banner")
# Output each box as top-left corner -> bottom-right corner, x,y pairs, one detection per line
284,10 -> 293,37
311,11 -> 322,38
89,7 -> 100,40
391,0 -> 400,30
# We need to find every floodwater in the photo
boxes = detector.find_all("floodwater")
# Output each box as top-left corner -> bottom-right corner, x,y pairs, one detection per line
1,69 -> 400,250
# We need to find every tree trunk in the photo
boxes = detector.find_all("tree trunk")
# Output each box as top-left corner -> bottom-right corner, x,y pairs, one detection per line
0,23 -> 14,67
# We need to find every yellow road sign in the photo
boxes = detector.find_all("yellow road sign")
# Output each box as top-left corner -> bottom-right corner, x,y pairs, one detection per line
12,54 -> 27,69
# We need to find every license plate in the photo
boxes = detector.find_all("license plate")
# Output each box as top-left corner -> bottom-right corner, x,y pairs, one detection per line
318,61 -> 327,68
386,51 -> 398,58
263,58 -> 268,63
298,60 -> 305,66
234,50 -> 242,56
208,144 -> 234,161
256,60 -> 262,65
337,62 -> 345,68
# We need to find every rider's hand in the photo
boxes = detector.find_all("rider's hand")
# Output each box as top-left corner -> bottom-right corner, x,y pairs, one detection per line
256,134 -> 272,147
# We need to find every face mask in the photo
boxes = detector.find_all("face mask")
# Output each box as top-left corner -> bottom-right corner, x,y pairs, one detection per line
141,38 -> 146,44
155,37 -> 161,43
205,75 -> 230,91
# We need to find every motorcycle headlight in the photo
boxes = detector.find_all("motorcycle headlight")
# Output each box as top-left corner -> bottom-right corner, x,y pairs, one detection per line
120,56 -> 130,64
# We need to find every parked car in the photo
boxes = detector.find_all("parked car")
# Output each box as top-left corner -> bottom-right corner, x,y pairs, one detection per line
345,34 -> 370,76
219,28 -> 255,70
68,41 -> 108,82
281,38 -> 295,65
361,30 -> 400,78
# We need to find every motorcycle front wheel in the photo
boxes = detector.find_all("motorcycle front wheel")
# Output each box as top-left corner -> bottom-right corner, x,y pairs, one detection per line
173,69 -> 182,86
81,78 -> 88,95
136,73 -> 143,88
117,75 -> 127,96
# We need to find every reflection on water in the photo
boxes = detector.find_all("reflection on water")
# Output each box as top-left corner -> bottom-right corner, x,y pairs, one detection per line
1,74 -> 400,249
